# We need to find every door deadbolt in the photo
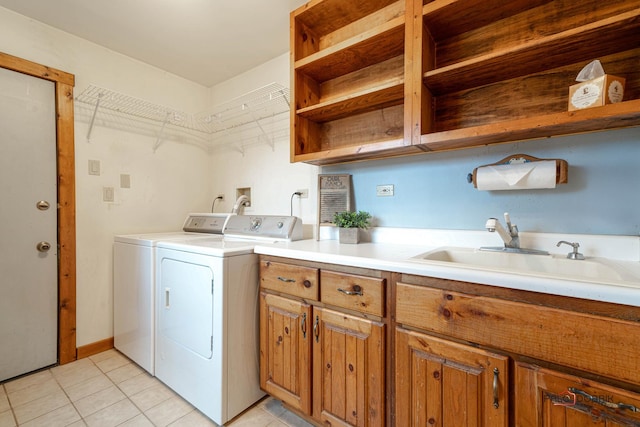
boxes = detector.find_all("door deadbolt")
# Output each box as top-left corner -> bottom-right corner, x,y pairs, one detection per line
37,241 -> 51,252
36,200 -> 50,210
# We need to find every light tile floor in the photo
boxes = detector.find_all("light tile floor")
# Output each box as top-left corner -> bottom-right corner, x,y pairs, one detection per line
0,349 -> 313,427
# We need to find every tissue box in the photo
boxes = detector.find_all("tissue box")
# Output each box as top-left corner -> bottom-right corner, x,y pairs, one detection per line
568,75 -> 625,111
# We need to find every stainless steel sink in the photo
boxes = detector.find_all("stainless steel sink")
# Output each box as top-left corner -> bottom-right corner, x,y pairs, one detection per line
411,247 -> 639,284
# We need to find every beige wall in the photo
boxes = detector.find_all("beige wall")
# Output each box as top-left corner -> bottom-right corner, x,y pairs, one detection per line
0,6 -> 315,347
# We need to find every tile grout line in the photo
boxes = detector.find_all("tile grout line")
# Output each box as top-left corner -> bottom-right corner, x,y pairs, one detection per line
86,354 -> 156,427
1,382 -> 19,427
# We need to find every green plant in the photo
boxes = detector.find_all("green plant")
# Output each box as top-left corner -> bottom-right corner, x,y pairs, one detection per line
333,210 -> 372,229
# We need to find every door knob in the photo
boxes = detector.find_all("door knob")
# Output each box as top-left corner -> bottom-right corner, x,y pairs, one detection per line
37,241 -> 51,252
36,200 -> 50,210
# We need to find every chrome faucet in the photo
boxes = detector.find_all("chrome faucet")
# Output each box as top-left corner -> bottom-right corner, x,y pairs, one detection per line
482,212 -> 549,255
485,212 -> 520,249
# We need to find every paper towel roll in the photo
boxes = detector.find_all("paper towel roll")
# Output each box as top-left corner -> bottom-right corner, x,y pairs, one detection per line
476,160 -> 557,190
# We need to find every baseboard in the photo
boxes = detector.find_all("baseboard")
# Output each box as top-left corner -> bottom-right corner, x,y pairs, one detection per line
76,337 -> 114,359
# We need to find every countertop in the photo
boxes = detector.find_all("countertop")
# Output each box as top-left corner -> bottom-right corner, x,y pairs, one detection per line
254,228 -> 640,307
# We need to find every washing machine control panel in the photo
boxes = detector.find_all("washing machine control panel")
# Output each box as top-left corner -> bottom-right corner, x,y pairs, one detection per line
182,213 -> 232,234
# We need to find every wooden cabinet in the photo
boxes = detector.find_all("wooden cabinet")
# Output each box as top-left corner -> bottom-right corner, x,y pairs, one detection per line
259,292 -> 312,414
395,276 -> 640,427
313,307 -> 385,426
290,0 -> 640,165
259,258 -> 387,426
515,362 -> 640,426
395,328 -> 508,426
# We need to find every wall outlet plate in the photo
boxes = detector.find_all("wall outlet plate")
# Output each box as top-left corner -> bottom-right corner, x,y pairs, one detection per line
296,189 -> 309,198
376,184 -> 394,197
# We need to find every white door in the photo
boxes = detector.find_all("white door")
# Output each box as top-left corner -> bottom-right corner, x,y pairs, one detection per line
0,67 -> 58,381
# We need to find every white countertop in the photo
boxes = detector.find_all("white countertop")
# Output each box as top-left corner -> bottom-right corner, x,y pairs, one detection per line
254,227 -> 640,308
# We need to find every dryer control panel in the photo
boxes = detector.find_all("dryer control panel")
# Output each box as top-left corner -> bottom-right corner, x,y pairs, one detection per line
223,215 -> 303,241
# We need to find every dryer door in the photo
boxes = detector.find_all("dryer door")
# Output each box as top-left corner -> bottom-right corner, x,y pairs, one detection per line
158,255 -> 214,359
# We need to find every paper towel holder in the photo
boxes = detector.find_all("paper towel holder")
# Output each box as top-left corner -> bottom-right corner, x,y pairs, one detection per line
467,154 -> 568,188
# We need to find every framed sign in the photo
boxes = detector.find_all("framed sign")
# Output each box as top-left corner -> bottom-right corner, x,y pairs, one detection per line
317,174 -> 352,239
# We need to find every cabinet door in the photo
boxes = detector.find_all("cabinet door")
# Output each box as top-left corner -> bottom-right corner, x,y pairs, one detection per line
260,292 -> 312,415
395,328 -> 509,427
312,307 -> 385,427
515,362 -> 640,427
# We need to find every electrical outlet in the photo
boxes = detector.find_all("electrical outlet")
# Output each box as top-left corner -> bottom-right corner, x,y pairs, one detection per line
103,187 -> 114,202
217,193 -> 225,201
376,184 -> 394,197
296,189 -> 309,198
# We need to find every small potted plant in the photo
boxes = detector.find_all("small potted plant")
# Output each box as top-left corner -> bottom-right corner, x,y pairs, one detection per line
333,210 -> 372,244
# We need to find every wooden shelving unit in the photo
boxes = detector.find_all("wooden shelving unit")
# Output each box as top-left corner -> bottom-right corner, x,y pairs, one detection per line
290,0 -> 415,165
290,0 -> 640,165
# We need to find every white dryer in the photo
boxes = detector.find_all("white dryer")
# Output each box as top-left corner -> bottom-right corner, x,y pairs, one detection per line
154,215 -> 302,425
113,213 -> 231,374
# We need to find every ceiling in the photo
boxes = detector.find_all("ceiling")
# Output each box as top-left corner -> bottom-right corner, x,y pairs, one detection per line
0,0 -> 308,87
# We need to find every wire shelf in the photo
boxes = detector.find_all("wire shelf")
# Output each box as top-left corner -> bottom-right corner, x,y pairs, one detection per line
74,82 -> 291,152
196,83 -> 290,134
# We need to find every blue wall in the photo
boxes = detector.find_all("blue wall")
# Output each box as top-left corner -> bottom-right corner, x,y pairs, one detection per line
323,127 -> 640,236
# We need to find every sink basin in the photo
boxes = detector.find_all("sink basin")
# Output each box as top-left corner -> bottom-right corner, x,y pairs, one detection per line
411,247 -> 638,284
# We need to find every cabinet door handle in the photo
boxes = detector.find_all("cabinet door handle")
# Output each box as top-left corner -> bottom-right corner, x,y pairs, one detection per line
313,315 -> 320,343
568,387 -> 640,412
277,276 -> 296,283
493,368 -> 500,409
301,313 -> 307,339
338,285 -> 362,296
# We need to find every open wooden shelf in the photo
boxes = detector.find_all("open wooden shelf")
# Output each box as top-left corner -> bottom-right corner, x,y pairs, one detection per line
296,79 -> 404,122
293,136 -> 418,166
419,99 -> 640,152
294,17 -> 405,83
422,0 -> 553,39
424,9 -> 640,94
291,0 -> 406,163
291,0 -> 640,165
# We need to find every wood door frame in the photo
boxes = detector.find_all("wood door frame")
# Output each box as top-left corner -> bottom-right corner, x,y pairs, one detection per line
0,51 -> 76,364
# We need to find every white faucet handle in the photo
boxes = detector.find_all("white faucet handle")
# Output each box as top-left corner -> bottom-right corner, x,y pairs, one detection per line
503,212 -> 511,226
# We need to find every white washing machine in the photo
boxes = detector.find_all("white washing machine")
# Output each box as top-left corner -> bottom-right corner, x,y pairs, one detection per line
154,215 -> 302,425
113,213 -> 231,374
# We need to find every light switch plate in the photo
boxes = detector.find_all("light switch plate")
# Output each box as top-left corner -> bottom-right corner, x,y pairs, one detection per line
88,160 -> 100,176
120,174 -> 131,188
376,184 -> 394,197
103,187 -> 114,202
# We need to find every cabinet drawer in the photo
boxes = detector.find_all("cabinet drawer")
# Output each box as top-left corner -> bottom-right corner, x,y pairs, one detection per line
320,270 -> 385,316
260,260 -> 319,300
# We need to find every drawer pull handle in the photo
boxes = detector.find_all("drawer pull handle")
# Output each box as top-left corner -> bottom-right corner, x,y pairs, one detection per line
338,286 -> 363,296
568,387 -> 640,412
493,368 -> 500,409
277,276 -> 296,283
301,313 -> 307,339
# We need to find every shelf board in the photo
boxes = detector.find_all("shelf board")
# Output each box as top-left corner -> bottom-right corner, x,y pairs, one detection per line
418,99 -> 640,152
424,9 -> 640,94
294,16 -> 404,83
422,0 -> 552,40
294,0 -> 399,37
292,137 -> 417,166
296,79 -> 404,122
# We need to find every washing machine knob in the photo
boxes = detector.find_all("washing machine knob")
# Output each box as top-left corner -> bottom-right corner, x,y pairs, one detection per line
277,221 -> 284,229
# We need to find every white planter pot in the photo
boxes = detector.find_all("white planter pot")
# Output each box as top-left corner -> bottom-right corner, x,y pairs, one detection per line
338,227 -> 360,244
